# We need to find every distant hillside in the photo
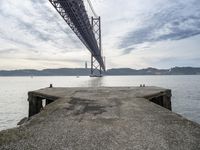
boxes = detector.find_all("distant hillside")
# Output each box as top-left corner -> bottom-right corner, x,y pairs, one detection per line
106,68 -> 169,75
168,67 -> 200,75
0,68 -> 90,76
0,67 -> 200,76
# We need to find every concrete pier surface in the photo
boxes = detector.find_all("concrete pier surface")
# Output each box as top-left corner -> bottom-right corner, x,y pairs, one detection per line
0,87 -> 200,150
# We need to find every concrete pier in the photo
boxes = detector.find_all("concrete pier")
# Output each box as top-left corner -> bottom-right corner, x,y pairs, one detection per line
0,87 -> 200,150
28,87 -> 172,117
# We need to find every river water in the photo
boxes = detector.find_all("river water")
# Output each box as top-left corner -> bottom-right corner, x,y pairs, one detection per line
0,75 -> 200,131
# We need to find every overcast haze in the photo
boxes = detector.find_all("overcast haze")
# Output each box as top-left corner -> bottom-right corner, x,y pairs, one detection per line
0,0 -> 200,70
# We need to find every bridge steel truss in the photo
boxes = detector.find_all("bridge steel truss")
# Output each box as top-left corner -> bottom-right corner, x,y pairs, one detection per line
49,0 -> 105,76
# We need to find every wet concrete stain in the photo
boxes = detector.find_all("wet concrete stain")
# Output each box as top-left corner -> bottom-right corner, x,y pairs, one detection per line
67,97 -> 107,116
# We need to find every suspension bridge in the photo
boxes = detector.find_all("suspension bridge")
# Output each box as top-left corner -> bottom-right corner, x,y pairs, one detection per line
49,0 -> 105,77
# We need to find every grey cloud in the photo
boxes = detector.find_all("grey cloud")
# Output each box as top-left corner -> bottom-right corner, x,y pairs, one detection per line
15,17 -> 51,42
23,57 -> 85,63
0,0 -> 82,51
119,0 -> 200,54
0,48 -> 19,54
30,0 -> 83,49
121,47 -> 135,55
0,48 -> 40,56
0,33 -> 35,48
153,56 -> 200,68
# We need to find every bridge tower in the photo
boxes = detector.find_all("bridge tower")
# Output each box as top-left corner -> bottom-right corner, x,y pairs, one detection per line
91,17 -> 103,77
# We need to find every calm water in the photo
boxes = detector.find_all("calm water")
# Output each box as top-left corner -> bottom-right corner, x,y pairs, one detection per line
0,75 -> 200,131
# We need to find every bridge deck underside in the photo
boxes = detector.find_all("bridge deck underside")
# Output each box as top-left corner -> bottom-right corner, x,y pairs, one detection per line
50,0 -> 105,70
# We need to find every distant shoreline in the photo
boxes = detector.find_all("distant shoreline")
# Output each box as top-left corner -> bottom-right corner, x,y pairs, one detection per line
0,67 -> 200,76
0,74 -> 200,78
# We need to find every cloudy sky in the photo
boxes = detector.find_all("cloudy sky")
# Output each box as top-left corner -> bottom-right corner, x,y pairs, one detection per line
0,0 -> 200,70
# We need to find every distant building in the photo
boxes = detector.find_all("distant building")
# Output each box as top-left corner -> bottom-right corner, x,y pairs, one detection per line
85,61 -> 88,69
